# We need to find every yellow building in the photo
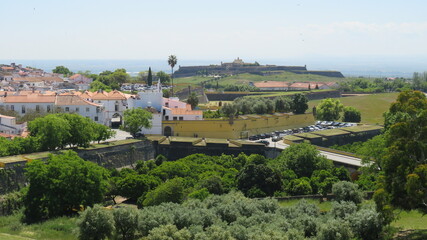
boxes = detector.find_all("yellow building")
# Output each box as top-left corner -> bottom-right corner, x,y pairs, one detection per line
162,113 -> 315,139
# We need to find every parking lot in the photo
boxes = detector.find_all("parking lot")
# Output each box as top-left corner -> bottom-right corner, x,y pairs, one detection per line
247,121 -> 357,146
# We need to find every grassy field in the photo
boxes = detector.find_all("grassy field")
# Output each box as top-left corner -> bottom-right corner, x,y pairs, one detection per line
309,92 -> 399,124
174,72 -> 345,89
0,214 -> 78,240
392,210 -> 427,230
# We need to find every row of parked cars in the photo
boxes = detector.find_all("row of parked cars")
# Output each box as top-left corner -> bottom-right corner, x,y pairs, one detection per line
248,121 -> 357,146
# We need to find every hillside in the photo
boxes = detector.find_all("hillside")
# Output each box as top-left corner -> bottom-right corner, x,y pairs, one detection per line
174,71 -> 346,91
308,92 -> 399,124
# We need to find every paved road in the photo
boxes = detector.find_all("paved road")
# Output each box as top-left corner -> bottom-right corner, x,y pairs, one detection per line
255,138 -> 362,167
108,129 -> 132,141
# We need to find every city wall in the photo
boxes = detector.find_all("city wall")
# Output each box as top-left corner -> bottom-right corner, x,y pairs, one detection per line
163,113 -> 315,139
174,65 -> 308,78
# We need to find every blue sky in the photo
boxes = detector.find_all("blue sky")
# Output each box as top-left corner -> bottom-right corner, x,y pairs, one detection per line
1,0 -> 427,63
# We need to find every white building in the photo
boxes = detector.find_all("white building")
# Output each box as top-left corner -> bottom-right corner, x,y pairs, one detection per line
162,97 -> 203,121
76,90 -> 131,127
0,79 -> 203,136
0,114 -> 26,136
0,93 -> 104,124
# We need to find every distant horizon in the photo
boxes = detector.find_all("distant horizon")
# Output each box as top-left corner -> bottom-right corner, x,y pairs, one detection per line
1,57 -> 425,78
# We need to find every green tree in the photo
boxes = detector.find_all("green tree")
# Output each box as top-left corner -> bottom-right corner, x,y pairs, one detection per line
113,207 -> 138,240
110,69 -> 130,86
52,65 -> 72,76
274,143 -> 333,178
316,98 -> 344,121
59,113 -> 97,147
115,170 -> 161,200
288,178 -> 313,195
237,163 -> 282,197
380,90 -> 427,213
332,181 -> 364,204
342,106 -> 361,122
78,205 -> 114,240
156,71 -> 171,84
168,55 -> 177,96
23,151 -> 110,223
147,67 -> 153,86
292,93 -> 308,114
186,92 -> 199,110
121,108 -> 153,137
93,124 -> 116,143
90,80 -> 112,92
317,219 -> 353,240
28,114 -> 71,150
142,178 -> 185,206
220,103 -> 237,118
274,96 -> 292,113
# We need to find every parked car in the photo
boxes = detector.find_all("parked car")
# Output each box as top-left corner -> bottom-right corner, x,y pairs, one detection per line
272,136 -> 282,142
249,135 -> 259,141
256,140 -> 270,146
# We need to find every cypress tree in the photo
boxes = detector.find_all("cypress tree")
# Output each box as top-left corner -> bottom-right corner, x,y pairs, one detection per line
147,67 -> 153,86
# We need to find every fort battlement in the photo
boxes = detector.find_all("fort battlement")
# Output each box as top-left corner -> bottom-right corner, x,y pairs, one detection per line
173,58 -> 344,78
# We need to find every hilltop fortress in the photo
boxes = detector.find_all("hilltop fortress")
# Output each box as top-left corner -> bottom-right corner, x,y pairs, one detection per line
173,58 -> 344,78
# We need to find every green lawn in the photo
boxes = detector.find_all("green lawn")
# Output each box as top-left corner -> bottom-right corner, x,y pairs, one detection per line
309,92 -> 399,124
392,210 -> 427,230
278,198 -> 332,212
174,72 -> 345,89
0,214 -> 78,240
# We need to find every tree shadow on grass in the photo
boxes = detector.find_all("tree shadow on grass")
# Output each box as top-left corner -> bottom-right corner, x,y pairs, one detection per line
395,230 -> 427,240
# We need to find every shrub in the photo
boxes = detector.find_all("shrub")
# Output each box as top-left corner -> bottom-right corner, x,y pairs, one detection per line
332,181 -> 364,204
288,178 -> 312,195
138,206 -> 174,236
77,205 -> 114,240
317,219 -> 353,240
348,204 -> 383,240
113,207 -> 138,240
142,178 -> 185,207
329,201 -> 357,219
188,188 -> 210,201
146,224 -> 191,240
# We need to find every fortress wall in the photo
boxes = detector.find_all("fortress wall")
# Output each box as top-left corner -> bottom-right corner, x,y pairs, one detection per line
163,113 -> 315,139
174,65 -> 308,77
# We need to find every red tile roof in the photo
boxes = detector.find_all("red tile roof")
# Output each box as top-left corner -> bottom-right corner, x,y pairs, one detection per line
3,95 -> 56,103
253,81 -> 290,88
55,95 -> 101,106
13,76 -> 64,82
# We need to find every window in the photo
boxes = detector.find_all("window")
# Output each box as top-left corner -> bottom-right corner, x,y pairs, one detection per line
94,116 -> 98,121
165,102 -> 169,107
115,104 -> 119,111
76,107 -> 79,112
173,117 -> 177,120
10,105 -> 14,111
179,117 -> 184,120
21,105 -> 25,114
96,107 -> 100,113
86,107 -> 90,112
36,105 -> 40,112
65,107 -> 69,112
165,116 -> 169,120
47,105 -> 51,112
